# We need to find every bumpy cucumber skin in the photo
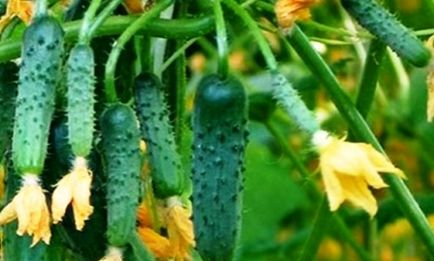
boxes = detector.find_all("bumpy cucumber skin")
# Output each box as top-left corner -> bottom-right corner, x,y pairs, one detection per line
12,16 -> 64,174
100,104 -> 141,246
135,73 -> 183,198
192,74 -> 247,261
0,62 -> 18,158
67,44 -> 95,157
342,0 -> 430,67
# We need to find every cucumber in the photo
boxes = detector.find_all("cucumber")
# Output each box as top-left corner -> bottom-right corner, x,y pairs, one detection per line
67,44 -> 95,157
12,16 -> 64,175
135,72 -> 183,198
100,103 -> 141,246
0,62 -> 18,158
192,74 -> 248,261
341,0 -> 430,67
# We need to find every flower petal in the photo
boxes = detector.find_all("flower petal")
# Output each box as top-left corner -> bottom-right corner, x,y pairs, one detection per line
137,226 -> 173,259
321,164 -> 345,211
339,175 -> 378,217
51,174 -> 73,224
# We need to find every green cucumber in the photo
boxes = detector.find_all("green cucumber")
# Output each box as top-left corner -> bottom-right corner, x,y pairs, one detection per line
341,0 -> 430,67
12,16 -> 64,174
67,44 -> 95,157
0,62 -> 18,158
100,103 -> 141,246
192,74 -> 248,261
135,72 -> 183,198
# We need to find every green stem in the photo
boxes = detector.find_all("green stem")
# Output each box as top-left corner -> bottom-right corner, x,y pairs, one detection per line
128,232 -> 155,261
265,121 -> 373,261
213,0 -> 229,76
286,25 -> 434,254
355,40 -> 386,119
0,15 -> 214,63
78,0 -> 102,44
222,0 -> 278,70
87,0 -> 124,41
103,0 -> 174,103
34,0 -> 48,18
297,197 -> 330,261
158,37 -> 198,74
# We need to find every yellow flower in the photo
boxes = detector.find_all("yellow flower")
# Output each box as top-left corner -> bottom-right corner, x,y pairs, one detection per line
51,156 -> 93,230
274,0 -> 316,30
137,226 -> 173,259
0,0 -> 34,31
313,130 -> 405,216
165,197 -> 195,261
0,174 -> 51,246
100,246 -> 123,261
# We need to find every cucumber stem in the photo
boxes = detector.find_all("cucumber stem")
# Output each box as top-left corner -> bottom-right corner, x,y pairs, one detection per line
103,0 -> 177,103
213,0 -> 229,77
285,25 -> 434,255
86,0 -> 124,42
297,197 -> 330,261
78,0 -> 102,44
34,0 -> 48,18
0,15 -> 214,63
222,0 -> 278,71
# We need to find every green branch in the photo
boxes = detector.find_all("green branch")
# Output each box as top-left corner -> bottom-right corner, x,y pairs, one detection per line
0,15 -> 214,63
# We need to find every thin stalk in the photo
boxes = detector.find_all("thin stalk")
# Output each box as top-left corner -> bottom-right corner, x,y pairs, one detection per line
286,25 -> 434,254
355,40 -> 386,119
78,0 -> 102,44
158,37 -> 198,75
222,0 -> 278,70
34,0 -> 48,18
104,0 -> 174,103
297,197 -> 330,261
87,0 -> 124,41
0,15 -> 214,63
213,0 -> 229,76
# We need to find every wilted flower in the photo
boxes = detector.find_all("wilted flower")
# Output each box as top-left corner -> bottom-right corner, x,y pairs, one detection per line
165,197 -> 195,261
137,226 -> 173,259
0,0 -> 33,31
0,174 -> 51,246
275,0 -> 316,30
313,130 -> 405,216
51,157 -> 93,230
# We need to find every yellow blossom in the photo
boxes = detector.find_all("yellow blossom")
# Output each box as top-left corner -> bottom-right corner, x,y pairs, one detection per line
0,174 -> 51,246
137,226 -> 173,259
274,0 -> 316,30
100,246 -> 123,261
0,0 -> 34,31
51,157 -> 93,230
165,197 -> 195,261
313,130 -> 405,216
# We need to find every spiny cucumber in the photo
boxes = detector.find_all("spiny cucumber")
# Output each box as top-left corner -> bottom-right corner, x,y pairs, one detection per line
100,103 -> 141,246
0,62 -> 18,158
192,74 -> 248,261
341,0 -> 430,67
67,44 -> 95,157
272,72 -> 320,135
12,16 -> 64,175
135,72 -> 183,198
